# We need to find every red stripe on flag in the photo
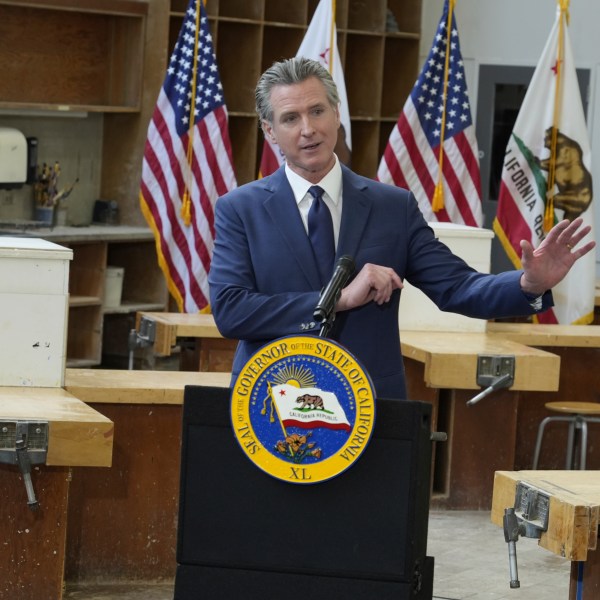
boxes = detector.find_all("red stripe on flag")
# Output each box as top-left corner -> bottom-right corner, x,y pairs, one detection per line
440,157 -> 476,225
455,130 -> 482,198
282,419 -> 351,432
214,107 -> 236,190
142,138 -> 208,310
397,110 -> 452,222
140,180 -> 188,306
186,125 -> 216,272
397,113 -> 436,198
440,137 -> 478,226
382,137 -> 409,188
450,131 -> 482,225
536,309 -> 559,324
259,140 -> 281,178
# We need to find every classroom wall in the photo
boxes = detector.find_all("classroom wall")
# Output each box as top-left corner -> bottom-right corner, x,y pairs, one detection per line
0,114 -> 103,226
421,0 -> 600,276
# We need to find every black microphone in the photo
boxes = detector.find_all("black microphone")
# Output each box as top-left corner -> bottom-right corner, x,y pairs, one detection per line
313,255 -> 355,324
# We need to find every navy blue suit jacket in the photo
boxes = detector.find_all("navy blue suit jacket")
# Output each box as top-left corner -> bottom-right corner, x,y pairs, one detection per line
208,165 -> 551,399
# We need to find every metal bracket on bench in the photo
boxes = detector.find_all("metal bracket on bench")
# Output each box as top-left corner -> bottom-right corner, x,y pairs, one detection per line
514,482 -> 550,537
503,482 -> 550,588
467,355 -> 515,406
0,420 -> 49,510
128,315 -> 157,369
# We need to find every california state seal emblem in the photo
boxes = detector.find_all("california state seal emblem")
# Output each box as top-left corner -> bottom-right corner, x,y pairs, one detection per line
231,335 -> 376,484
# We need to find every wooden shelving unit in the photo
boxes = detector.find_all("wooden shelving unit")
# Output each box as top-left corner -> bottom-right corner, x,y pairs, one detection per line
0,0 -> 422,371
0,0 -> 148,113
40,228 -> 168,368
169,0 -> 423,183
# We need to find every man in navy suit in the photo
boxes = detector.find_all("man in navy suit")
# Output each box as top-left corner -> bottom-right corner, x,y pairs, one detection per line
208,57 -> 595,399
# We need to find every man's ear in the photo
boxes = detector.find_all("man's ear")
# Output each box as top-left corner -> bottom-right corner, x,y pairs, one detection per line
262,120 -> 276,144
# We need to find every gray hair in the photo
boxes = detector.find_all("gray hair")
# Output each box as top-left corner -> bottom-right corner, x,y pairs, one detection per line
255,57 -> 340,125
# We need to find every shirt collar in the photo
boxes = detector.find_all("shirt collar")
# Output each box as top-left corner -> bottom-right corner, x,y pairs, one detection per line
286,155 -> 342,206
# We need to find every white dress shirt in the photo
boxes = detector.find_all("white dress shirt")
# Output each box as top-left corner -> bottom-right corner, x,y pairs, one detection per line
285,155 -> 343,248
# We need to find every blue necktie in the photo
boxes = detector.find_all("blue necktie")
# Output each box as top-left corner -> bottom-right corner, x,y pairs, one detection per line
307,185 -> 335,286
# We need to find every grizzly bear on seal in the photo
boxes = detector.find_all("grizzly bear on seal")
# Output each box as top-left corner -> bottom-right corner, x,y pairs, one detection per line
295,394 -> 324,410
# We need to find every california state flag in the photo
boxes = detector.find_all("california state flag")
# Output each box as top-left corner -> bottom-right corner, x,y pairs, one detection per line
258,0 -> 351,177
270,384 -> 351,432
494,4 -> 595,324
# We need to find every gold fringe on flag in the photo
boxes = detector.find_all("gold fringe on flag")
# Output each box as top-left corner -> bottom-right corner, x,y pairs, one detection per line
544,0 -> 570,232
180,0 -> 204,226
432,0 -> 456,213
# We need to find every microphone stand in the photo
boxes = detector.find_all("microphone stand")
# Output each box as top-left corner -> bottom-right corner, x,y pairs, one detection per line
313,255 -> 355,339
318,311 -> 335,338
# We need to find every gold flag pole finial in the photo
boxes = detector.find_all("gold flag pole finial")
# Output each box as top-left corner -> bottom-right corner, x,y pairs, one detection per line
432,0 -> 455,213
559,0 -> 570,24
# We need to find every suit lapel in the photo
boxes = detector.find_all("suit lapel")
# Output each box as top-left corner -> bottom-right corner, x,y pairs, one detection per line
337,167 -> 373,261
262,168 -> 322,288
260,165 -> 374,287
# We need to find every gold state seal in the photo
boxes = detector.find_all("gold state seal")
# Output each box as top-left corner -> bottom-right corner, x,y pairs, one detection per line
231,335 -> 376,484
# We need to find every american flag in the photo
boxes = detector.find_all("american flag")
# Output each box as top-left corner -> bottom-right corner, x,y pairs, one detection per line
377,0 -> 482,226
140,0 -> 236,313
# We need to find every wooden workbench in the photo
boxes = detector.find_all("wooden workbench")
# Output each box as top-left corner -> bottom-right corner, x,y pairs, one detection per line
402,324 -> 600,507
0,387 -> 113,599
62,369 -> 230,584
492,470 -> 600,599
135,311 -> 568,390
488,322 -> 600,348
68,316 -> 600,584
134,313 -> 573,508
135,312 -> 223,356
400,329 -> 560,391
397,329 -> 562,509
0,387 -> 113,466
135,311 -> 235,371
400,324 -> 600,504
64,367 -> 231,404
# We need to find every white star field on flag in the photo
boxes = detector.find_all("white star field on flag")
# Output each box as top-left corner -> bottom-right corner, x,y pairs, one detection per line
165,7 -> 225,134
411,20 -> 473,146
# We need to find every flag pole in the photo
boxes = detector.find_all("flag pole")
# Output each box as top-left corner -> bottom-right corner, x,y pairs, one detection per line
328,0 -> 336,76
544,0 -> 570,232
180,0 -> 204,226
266,381 -> 290,440
431,0 -> 455,213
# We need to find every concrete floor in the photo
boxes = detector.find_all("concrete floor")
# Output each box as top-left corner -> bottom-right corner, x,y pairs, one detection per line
427,510 -> 570,599
64,510 -> 572,600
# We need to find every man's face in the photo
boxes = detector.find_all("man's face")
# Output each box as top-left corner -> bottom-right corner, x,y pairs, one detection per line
262,76 -> 341,184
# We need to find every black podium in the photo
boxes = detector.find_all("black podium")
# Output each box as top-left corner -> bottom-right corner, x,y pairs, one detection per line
175,386 -> 434,599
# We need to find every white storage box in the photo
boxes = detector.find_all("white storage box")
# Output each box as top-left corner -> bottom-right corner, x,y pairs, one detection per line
0,237 -> 73,387
399,223 -> 495,332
